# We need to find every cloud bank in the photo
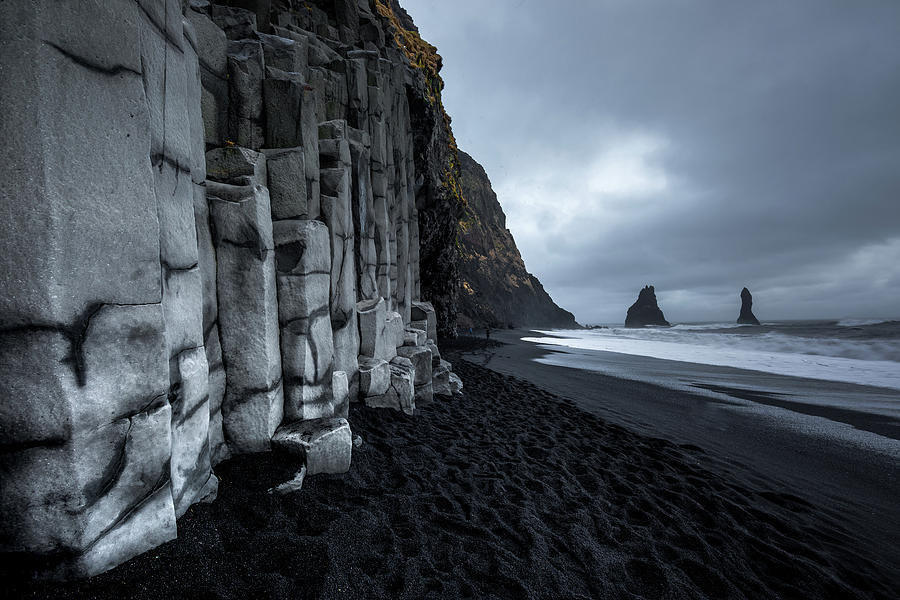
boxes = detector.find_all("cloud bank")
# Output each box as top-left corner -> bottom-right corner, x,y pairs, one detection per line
403,0 -> 900,323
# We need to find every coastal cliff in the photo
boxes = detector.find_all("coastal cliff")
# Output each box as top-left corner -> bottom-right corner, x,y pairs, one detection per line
457,151 -> 578,330
0,0 -> 462,578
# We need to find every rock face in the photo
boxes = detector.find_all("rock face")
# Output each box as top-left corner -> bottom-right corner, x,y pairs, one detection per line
0,0 -> 463,579
457,151 -> 578,330
625,286 -> 671,327
737,287 -> 761,325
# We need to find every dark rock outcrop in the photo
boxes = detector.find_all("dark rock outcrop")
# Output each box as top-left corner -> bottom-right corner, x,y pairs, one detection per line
457,151 -> 578,330
737,287 -> 761,325
625,286 -> 670,327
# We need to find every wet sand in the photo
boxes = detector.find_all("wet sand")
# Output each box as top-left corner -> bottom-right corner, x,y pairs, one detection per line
5,338 -> 899,599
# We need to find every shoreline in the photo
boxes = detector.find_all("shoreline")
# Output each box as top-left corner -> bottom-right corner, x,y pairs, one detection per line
461,331 -> 900,572
516,332 -> 900,439
5,339 -> 899,598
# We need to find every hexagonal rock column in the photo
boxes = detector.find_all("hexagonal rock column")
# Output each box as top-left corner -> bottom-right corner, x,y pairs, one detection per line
393,150 -> 412,325
403,328 -> 426,347
273,219 -> 335,421
409,201 -> 422,302
348,127 -> 378,301
226,39 -> 265,150
397,345 -> 433,405
186,9 -> 231,467
206,145 -> 267,184
169,347 -> 217,517
364,357 -> 415,415
272,418 -> 352,475
319,122 -> 360,399
207,174 -> 284,454
0,0 -> 178,577
332,370 -> 350,419
257,31 -> 305,74
193,181 -> 229,466
264,67 -> 315,150
411,301 -> 438,343
357,297 -> 397,362
262,147 -> 319,221
373,188 -> 392,306
142,4 -> 214,518
368,116 -> 392,306
384,311 -> 407,352
185,6 -> 229,148
433,359 -> 453,397
358,357 -> 391,399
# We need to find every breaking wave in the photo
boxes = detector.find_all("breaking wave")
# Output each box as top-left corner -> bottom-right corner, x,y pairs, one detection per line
528,321 -> 900,389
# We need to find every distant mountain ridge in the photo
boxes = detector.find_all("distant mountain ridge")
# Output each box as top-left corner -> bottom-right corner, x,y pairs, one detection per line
456,150 -> 578,330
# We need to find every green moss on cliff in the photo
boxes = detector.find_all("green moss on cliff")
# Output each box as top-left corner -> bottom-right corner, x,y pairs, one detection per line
375,0 -> 463,196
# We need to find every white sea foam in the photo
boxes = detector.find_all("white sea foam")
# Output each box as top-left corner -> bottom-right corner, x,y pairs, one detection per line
836,318 -> 892,327
525,326 -> 900,390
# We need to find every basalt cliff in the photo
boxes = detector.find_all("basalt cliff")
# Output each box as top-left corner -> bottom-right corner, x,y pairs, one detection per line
457,151 -> 578,330
0,0 -> 464,578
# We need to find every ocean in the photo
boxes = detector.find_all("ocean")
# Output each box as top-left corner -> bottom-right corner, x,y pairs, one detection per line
525,319 -> 900,391
518,319 -> 900,437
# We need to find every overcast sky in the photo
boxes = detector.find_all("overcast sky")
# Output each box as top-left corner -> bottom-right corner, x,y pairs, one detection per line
402,0 -> 900,324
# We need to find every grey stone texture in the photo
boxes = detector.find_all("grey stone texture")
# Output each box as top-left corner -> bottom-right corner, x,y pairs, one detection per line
211,5 -> 257,41
206,145 -> 268,184
397,344 -> 433,405
186,7 -> 229,147
411,301 -> 439,344
273,219 -> 335,421
332,370 -> 350,419
405,328 -> 427,347
270,465 -> 307,495
272,417 -> 352,475
319,126 -> 360,401
227,39 -> 266,150
432,359 -> 453,397
207,178 -> 284,454
263,147 -> 318,221
357,296 -> 399,361
358,357 -> 391,398
384,311 -> 407,352
0,0 -> 464,579
264,67 -> 317,150
449,372 -> 464,395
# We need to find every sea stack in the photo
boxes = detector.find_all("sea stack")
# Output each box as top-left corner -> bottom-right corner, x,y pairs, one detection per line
737,287 -> 761,325
625,285 -> 670,327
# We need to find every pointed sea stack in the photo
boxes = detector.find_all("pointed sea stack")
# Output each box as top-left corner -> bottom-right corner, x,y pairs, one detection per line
625,285 -> 670,327
737,287 -> 761,325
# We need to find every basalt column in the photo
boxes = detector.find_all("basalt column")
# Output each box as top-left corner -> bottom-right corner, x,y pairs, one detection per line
319,121 -> 361,403
206,149 -> 284,454
0,0 -> 465,580
0,0 -> 212,578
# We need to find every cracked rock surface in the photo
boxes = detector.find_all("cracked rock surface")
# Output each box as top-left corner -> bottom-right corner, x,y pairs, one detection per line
1,0 -> 464,578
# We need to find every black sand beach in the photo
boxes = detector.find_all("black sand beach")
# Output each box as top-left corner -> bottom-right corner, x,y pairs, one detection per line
475,330 -> 900,569
6,338 -> 899,599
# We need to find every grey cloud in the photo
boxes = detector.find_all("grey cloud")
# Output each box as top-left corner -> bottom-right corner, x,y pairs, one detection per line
402,0 -> 900,323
